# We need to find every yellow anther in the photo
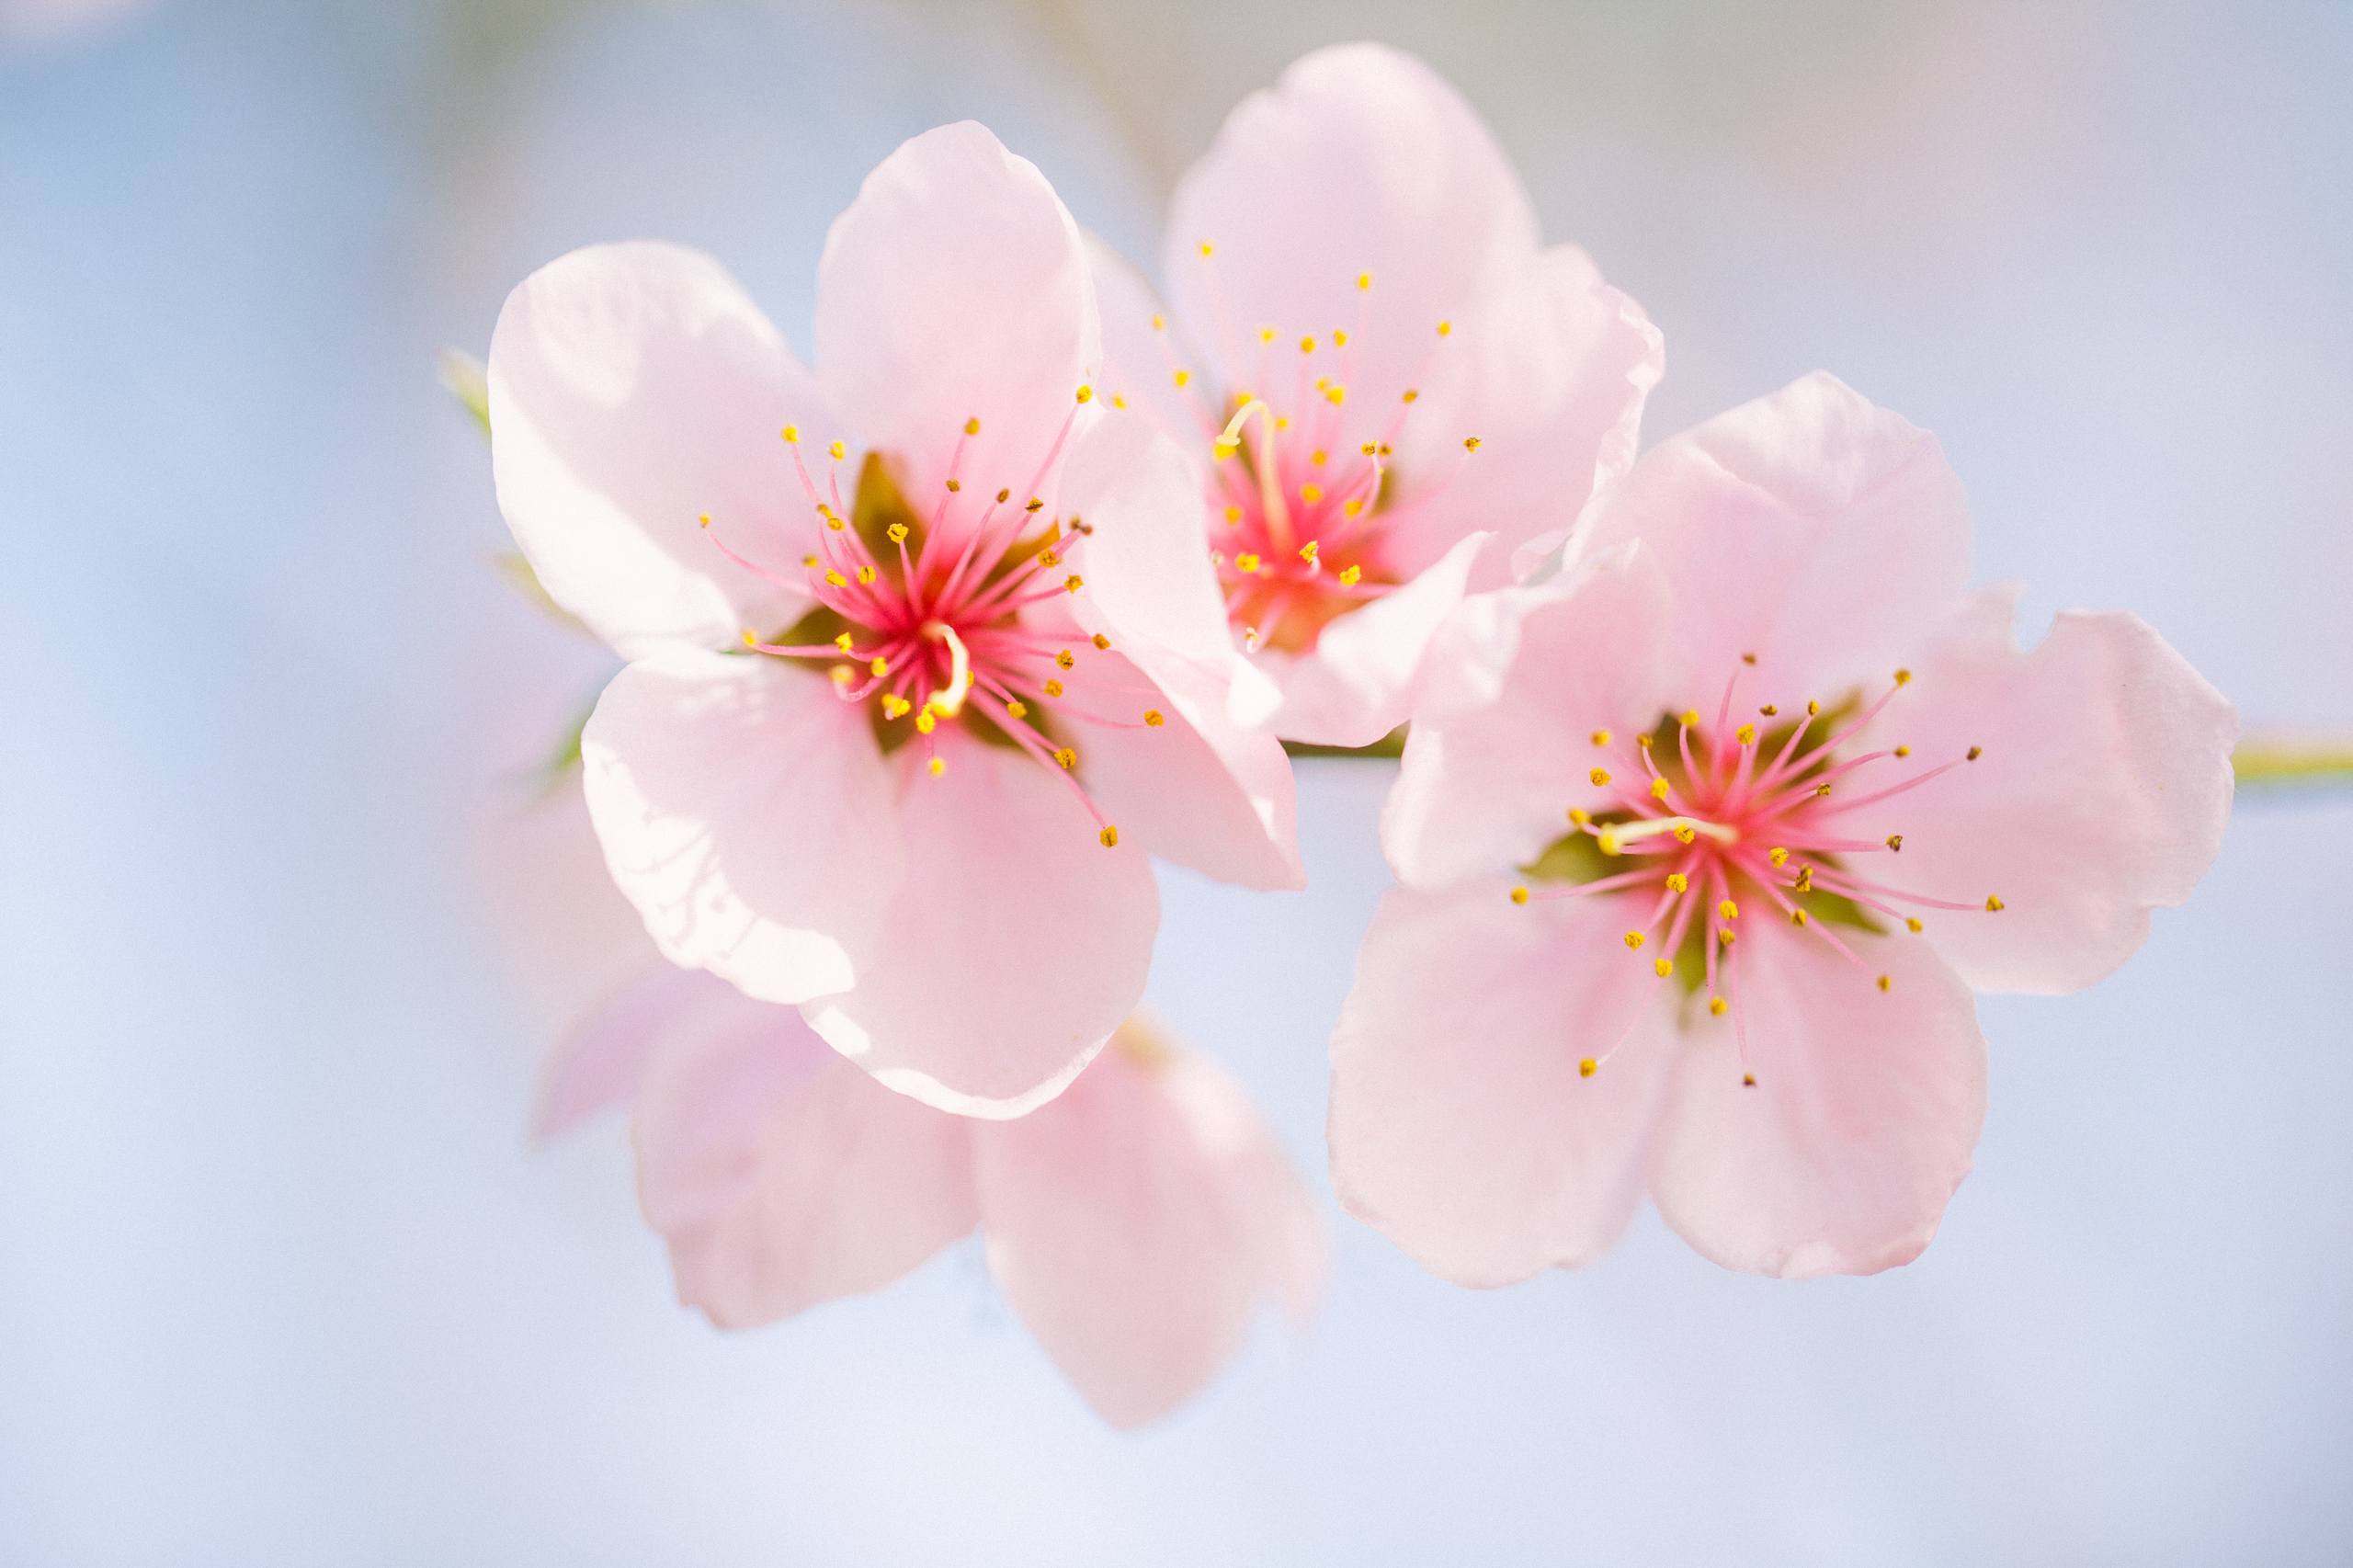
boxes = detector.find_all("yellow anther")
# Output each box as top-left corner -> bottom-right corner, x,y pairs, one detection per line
1906,916 -> 1925,933
824,570 -> 847,588
830,665 -> 853,687
1985,894 -> 2006,912
1638,734 -> 1654,751
1665,872 -> 1689,892
881,694 -> 912,719
1152,313 -> 1165,331
1344,499 -> 1365,517
1743,1073 -> 1757,1087
1760,704 -> 1779,717
927,756 -> 946,778
741,629 -> 759,648
914,710 -> 936,734
1814,783 -> 1833,798
1075,385 -> 1094,403
1793,866 -> 1813,892
1967,744 -> 1984,761
1886,833 -> 1904,852
887,522 -> 909,544
1143,710 -> 1165,727
1099,824 -> 1120,848
1402,388 -> 1419,403
1710,997 -> 1730,1017
944,479 -> 961,493
996,488 -> 1012,504
1338,564 -> 1362,586
1768,846 -> 1790,867
1567,807 -> 1591,826
1324,385 -> 1346,405
1301,483 -> 1324,504
1894,744 -> 1912,757
1004,699 -> 1028,720
1578,1058 -> 1598,1079
1258,327 -> 1275,344
1623,930 -> 1646,951
1719,926 -> 1736,947
1235,552 -> 1261,574
1091,633 -> 1111,651
1590,767 -> 1612,787
1437,320 -> 1452,336
1173,369 -> 1191,389
1735,723 -> 1756,745
963,416 -> 982,436
1509,885 -> 1530,906
1223,505 -> 1243,525
1597,832 -> 1623,856
1037,550 -> 1062,570
1462,436 -> 1482,451
1064,574 -> 1085,594
1199,241 -> 1214,257
1719,900 -> 1739,920
781,425 -> 800,443
869,657 -> 888,677
1679,709 -> 1700,727
801,554 -> 819,568
1299,335 -> 1316,354
1790,908 -> 1810,926
856,564 -> 877,585
1807,699 -> 1822,716
1654,958 -> 1673,978
1043,678 -> 1064,698
1052,746 -> 1077,770
698,513 -> 712,528
1650,778 -> 1671,801
1876,973 -> 1893,992
1054,649 -> 1075,670
1674,824 -> 1697,845
1742,651 -> 1758,665
1332,330 -> 1349,347
1590,730 -> 1612,747
1894,667 -> 1912,686
830,440 -> 847,460
1024,497 -> 1044,513
834,632 -> 854,652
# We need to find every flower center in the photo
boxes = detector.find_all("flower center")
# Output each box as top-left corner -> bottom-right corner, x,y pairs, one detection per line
1154,260 -> 1482,655
699,401 -> 1163,848
1512,659 -> 2003,1083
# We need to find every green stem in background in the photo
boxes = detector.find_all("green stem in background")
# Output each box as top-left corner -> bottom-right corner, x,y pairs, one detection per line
2234,734 -> 2353,789
1284,729 -> 1408,761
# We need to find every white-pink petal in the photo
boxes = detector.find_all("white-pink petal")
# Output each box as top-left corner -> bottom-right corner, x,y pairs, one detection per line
580,646 -> 904,1006
1329,880 -> 1675,1288
1651,923 -> 1987,1278
488,241 -> 822,659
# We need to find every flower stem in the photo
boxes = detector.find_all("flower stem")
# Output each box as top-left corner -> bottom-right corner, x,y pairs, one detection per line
2234,734 -> 2353,788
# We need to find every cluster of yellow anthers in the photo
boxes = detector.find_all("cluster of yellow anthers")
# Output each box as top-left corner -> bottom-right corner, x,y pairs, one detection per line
703,393 -> 1163,850
1502,665 -> 2002,1085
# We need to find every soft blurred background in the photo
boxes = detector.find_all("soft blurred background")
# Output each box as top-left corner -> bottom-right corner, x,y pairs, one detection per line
5,1 -> 2349,1562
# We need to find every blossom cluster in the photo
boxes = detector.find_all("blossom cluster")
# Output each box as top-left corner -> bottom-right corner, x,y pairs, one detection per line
482,43 -> 2233,1423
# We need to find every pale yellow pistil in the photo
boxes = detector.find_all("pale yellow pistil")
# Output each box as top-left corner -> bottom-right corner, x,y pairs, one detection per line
919,619 -> 974,719
1211,396 -> 1294,554
1594,813 -> 1740,857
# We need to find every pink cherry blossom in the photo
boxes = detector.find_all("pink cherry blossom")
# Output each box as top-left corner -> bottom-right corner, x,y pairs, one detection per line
541,967 -> 1324,1430
487,122 -> 1301,1118
1335,372 -> 2235,1281
1090,43 -> 1664,747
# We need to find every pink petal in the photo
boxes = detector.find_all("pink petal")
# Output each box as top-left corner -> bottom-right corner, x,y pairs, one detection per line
1066,650 -> 1303,892
1650,923 -> 1987,1278
1383,550 -> 1679,890
1084,236 -> 1203,448
1165,43 -> 1538,406
488,241 -> 824,659
580,647 -> 904,1006
1256,531 -> 1492,749
1059,414 -> 1236,671
1577,371 -> 1972,704
802,731 -> 1157,1119
633,994 -> 977,1327
532,963 -> 716,1141
1843,589 -> 2236,994
814,122 -> 1098,513
972,1020 -> 1325,1428
1382,244 -> 1664,580
1329,880 -> 1677,1288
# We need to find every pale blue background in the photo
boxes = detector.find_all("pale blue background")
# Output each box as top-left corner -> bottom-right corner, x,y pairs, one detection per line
4,2 -> 2348,1562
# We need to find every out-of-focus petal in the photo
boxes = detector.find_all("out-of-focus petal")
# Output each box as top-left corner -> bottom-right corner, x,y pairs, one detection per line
580,646 -> 904,1006
972,1020 -> 1323,1428
1165,42 -> 1538,404
1651,923 -> 1986,1278
489,241 -> 824,658
1085,236 -> 1205,448
1329,880 -> 1676,1288
1841,589 -> 2236,994
802,731 -> 1157,1119
532,964 -> 717,1141
814,122 -> 1099,514
1577,372 -> 1972,703
633,997 -> 977,1326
